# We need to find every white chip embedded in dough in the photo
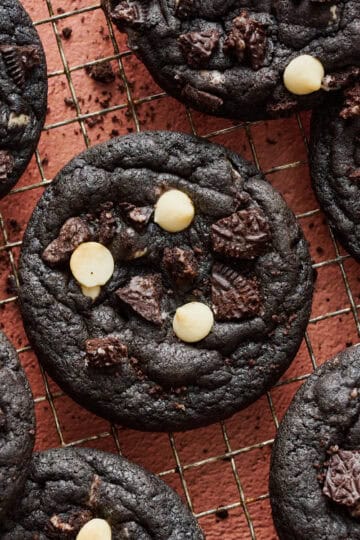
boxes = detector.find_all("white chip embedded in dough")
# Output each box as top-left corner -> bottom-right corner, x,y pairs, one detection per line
76,518 -> 112,540
154,189 -> 195,233
283,55 -> 325,96
173,302 -> 214,343
70,242 -> 114,288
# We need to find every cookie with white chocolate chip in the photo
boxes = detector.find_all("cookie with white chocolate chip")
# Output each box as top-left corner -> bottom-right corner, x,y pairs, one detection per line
0,0 -> 47,197
270,345 -> 360,540
18,131 -> 313,431
0,331 -> 35,521
310,86 -> 360,260
0,447 -> 204,539
102,0 -> 360,121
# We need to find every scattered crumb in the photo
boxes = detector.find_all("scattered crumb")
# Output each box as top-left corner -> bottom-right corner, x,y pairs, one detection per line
62,27 -> 72,40
85,61 -> 115,84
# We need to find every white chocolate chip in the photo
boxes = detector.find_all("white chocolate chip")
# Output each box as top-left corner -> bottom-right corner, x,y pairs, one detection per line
283,55 -> 325,96
330,5 -> 338,22
81,284 -> 101,300
70,242 -> 114,288
173,302 -> 214,343
8,112 -> 30,128
76,519 -> 112,540
154,190 -> 195,233
129,248 -> 148,260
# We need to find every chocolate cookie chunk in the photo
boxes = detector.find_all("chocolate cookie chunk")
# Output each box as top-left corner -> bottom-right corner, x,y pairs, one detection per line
102,0 -> 360,120
270,346 -> 360,540
310,87 -> 360,260
0,447 -> 204,539
0,331 -> 35,521
0,0 -> 47,197
19,131 -> 313,431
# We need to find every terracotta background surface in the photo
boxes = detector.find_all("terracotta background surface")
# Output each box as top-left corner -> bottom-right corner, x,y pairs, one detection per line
2,1 -> 359,538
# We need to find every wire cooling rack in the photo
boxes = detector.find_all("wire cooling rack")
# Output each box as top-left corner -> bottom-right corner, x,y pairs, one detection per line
1,1 -> 360,538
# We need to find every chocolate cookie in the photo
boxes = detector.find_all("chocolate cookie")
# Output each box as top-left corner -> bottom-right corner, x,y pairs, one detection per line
310,85 -> 360,260
270,345 -> 360,540
102,0 -> 360,120
0,0 -> 47,197
19,131 -> 314,431
0,331 -> 35,521
0,447 -> 204,538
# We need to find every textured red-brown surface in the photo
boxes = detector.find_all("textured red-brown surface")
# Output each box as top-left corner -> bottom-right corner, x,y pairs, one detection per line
2,1 -> 359,538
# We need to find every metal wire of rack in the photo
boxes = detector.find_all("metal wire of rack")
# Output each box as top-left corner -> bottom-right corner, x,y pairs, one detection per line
1,1 -> 360,538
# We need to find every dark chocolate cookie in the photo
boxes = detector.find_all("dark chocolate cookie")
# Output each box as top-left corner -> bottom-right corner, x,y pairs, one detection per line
310,85 -> 360,260
19,131 -> 313,431
0,331 -> 35,521
102,0 -> 360,120
0,0 -> 47,197
270,345 -> 360,540
0,447 -> 204,539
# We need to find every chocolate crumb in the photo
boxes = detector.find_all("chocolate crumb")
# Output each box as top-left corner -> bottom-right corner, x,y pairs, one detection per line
61,27 -> 72,40
215,508 -> 229,520
85,61 -> 115,84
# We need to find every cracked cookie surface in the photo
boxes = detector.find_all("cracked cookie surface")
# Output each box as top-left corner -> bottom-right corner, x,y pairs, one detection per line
0,447 -> 204,539
270,345 -> 360,540
0,0 -> 47,197
19,131 -> 313,431
102,0 -> 360,120
310,89 -> 360,260
0,331 -> 35,521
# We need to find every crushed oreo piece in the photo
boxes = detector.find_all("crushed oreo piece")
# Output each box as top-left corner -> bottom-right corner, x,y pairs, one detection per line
224,11 -> 267,70
211,207 -> 271,259
349,169 -> 360,182
116,274 -> 163,325
323,449 -> 360,518
322,67 -> 360,92
0,407 -> 6,430
85,61 -> 115,84
178,30 -> 219,68
42,217 -> 91,265
0,44 -> 40,89
45,509 -> 93,537
340,84 -> 360,119
0,150 -> 14,183
98,208 -> 116,244
111,1 -> 143,26
175,0 -> 195,18
211,263 -> 261,321
85,336 -> 128,368
163,247 -> 198,286
181,84 -> 223,112
119,202 -> 153,231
